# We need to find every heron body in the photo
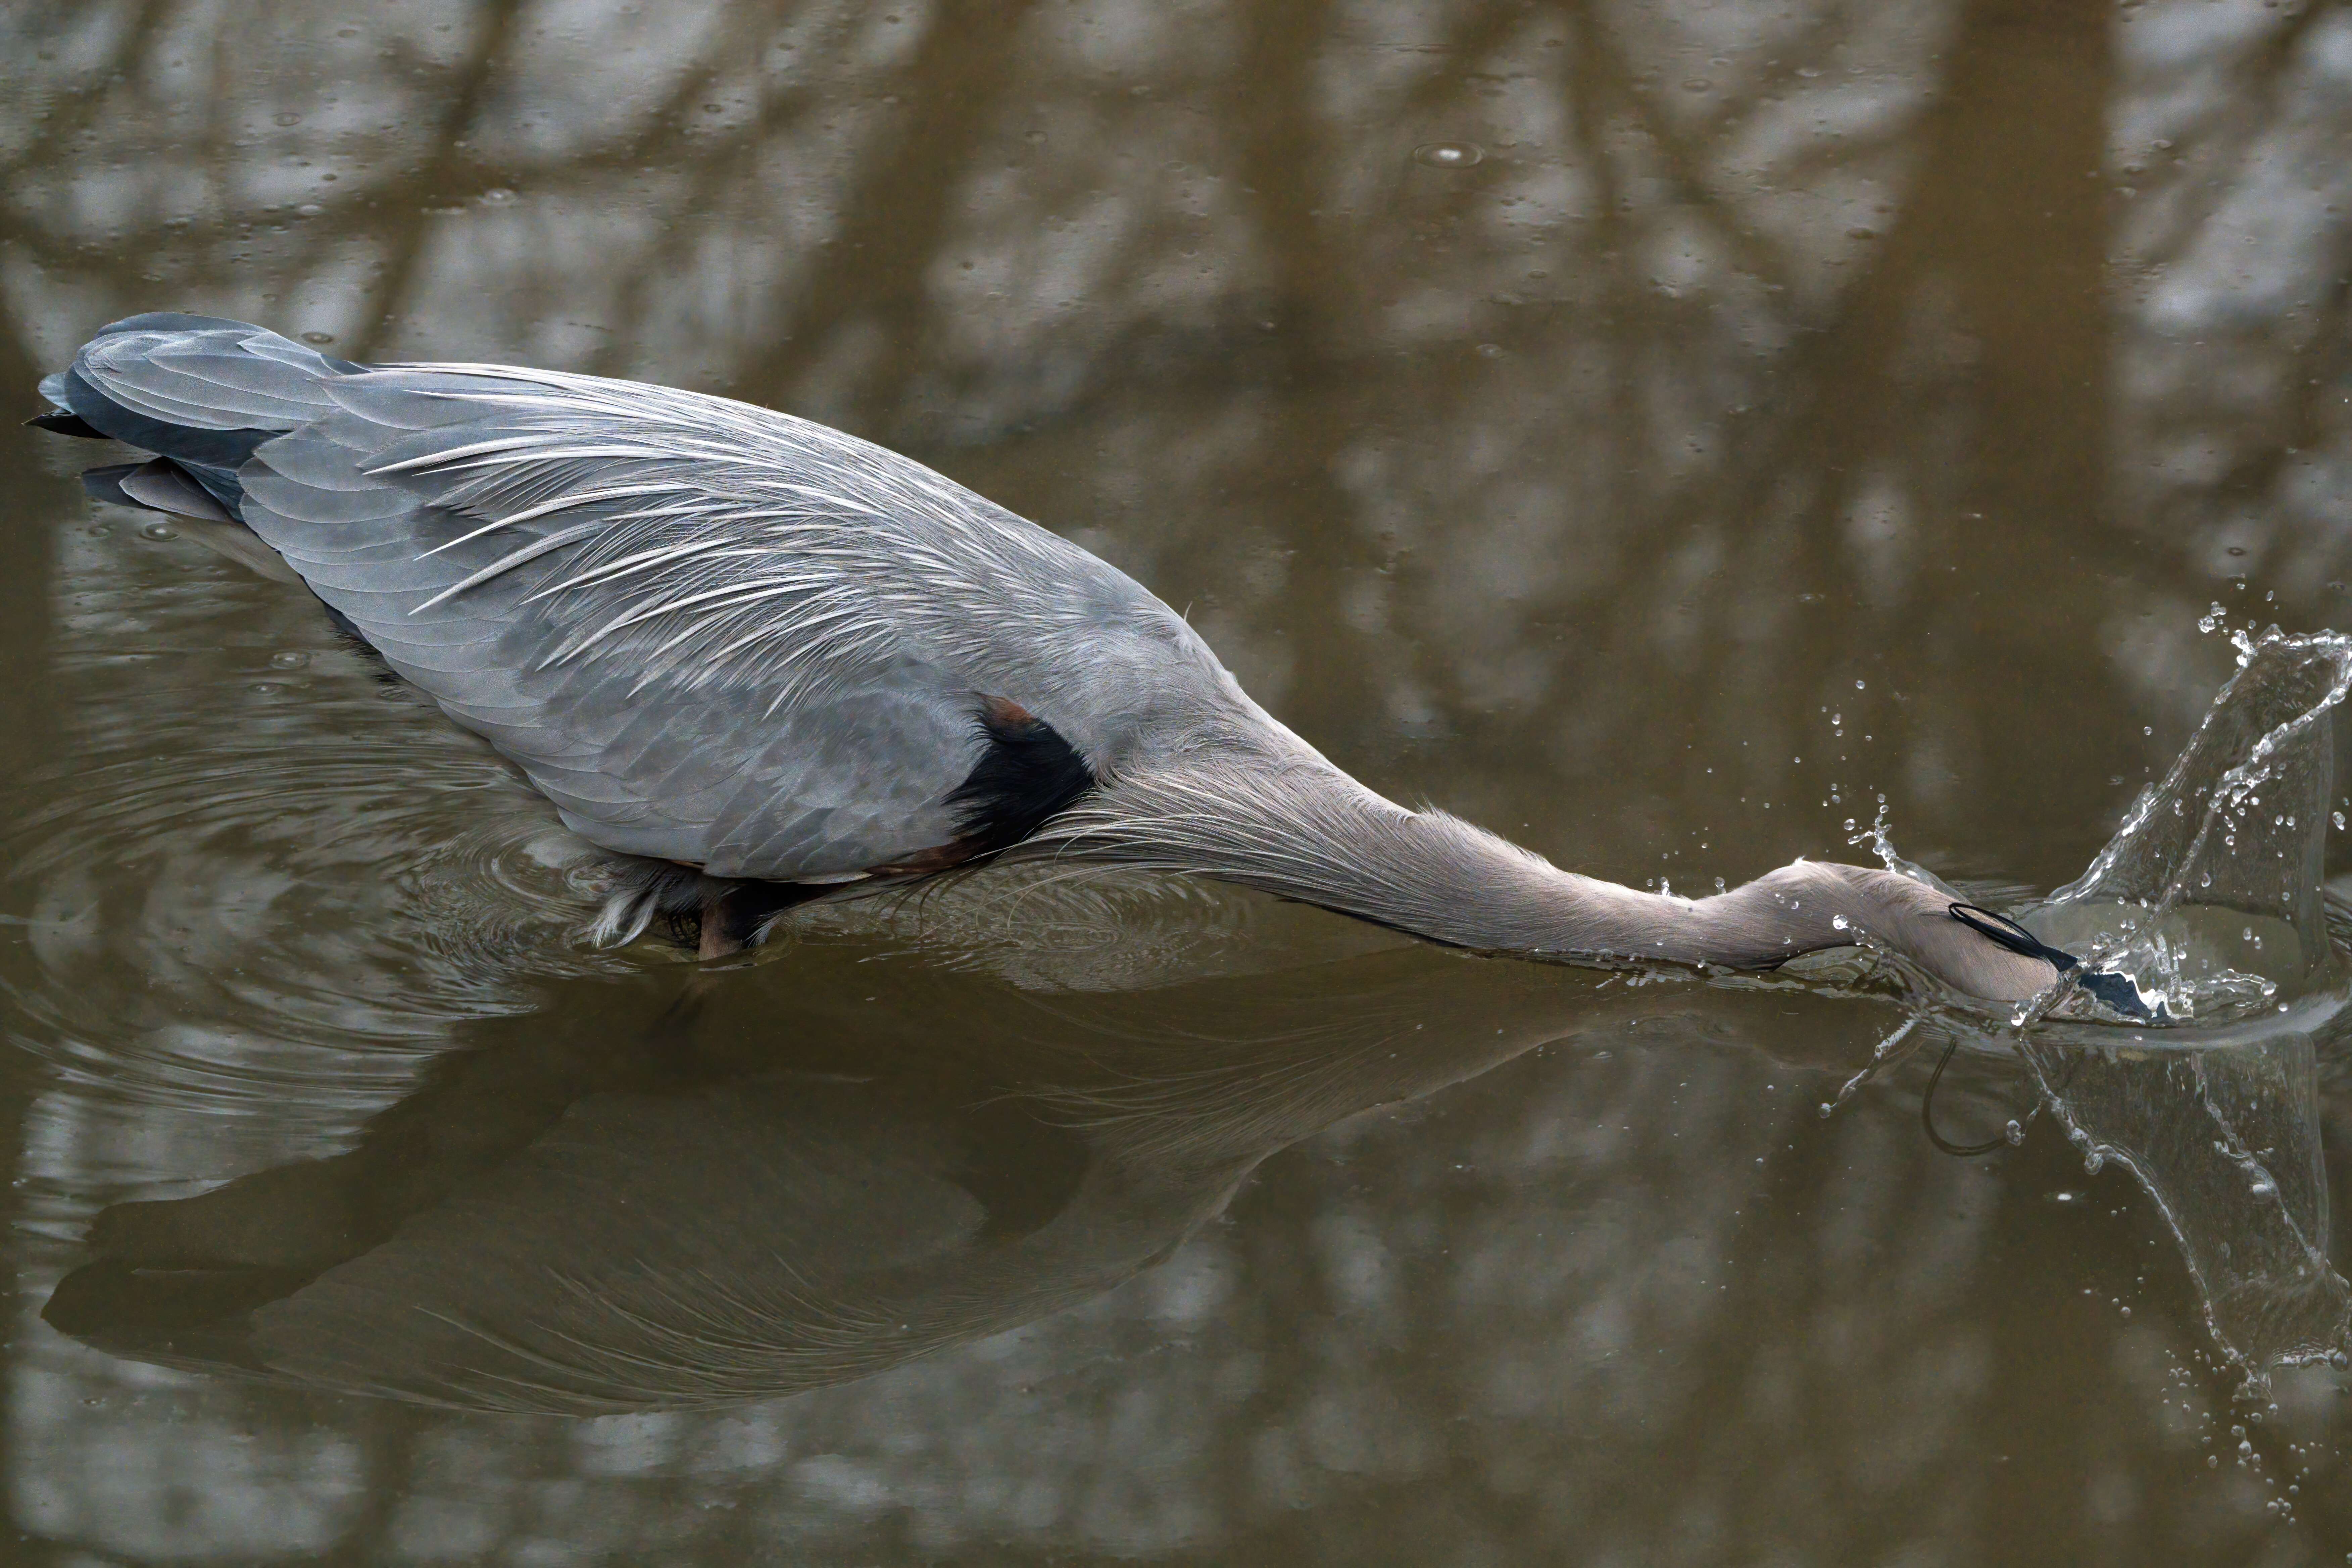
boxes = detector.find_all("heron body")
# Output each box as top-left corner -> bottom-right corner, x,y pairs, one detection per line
33,313 -> 2059,1001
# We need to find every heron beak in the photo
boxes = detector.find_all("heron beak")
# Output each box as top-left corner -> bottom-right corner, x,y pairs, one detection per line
2075,967 -> 2168,1024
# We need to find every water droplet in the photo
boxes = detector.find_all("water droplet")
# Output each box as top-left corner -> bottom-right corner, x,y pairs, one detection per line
2083,1150 -> 2105,1175
138,522 -> 177,541
2005,1119 -> 2025,1146
1831,914 -> 1849,931
1411,141 -> 1484,169
1817,1102 -> 1834,1118
2120,1306 -> 2130,1318
2328,1348 -> 2348,1369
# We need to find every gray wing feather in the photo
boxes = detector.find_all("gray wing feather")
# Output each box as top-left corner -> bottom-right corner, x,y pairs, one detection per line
77,325 -> 349,430
229,364 -> 1207,878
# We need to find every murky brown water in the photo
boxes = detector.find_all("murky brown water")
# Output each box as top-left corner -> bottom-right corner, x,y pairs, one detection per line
5,0 -> 2352,1561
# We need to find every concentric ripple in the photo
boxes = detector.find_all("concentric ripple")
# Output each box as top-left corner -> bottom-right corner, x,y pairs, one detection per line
0,523 -> 656,1129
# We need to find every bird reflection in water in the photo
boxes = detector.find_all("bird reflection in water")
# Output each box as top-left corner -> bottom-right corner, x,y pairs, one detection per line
45,944 -> 1714,1414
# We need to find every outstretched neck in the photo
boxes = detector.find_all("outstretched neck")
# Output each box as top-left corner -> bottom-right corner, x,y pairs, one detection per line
1041,757 -> 2053,1001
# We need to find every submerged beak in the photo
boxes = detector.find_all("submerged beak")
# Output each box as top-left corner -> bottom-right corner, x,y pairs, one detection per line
2072,966 -> 2168,1024
1948,902 -> 2168,1024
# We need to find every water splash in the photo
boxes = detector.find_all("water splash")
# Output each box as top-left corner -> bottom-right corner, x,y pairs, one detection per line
2017,631 -> 2352,1380
2038,628 -> 2351,1018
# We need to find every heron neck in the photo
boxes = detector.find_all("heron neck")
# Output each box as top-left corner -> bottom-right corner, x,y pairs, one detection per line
1038,754 -> 2054,1000
1045,758 -> 1863,964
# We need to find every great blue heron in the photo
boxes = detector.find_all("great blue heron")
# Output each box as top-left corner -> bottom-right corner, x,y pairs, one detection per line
30,313 -> 2085,1003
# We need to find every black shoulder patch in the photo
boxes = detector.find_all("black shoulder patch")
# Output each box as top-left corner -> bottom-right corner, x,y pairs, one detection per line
946,697 -> 1095,854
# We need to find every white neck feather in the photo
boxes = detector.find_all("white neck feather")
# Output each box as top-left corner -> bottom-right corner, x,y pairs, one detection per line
1033,755 -> 2054,1002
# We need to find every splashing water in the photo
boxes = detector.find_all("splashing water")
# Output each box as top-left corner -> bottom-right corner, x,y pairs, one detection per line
2032,627 -> 2351,1021
2015,631 -> 2352,1381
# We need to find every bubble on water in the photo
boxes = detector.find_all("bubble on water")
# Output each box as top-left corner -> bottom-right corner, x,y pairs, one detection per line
481,187 -> 517,205
248,682 -> 285,695
2329,1348 -> 2349,1369
2005,1119 -> 2026,1146
268,650 -> 310,669
138,522 -> 177,541
1411,141 -> 1484,169
1682,78 -> 1713,92
273,111 -> 301,127
300,330 -> 334,345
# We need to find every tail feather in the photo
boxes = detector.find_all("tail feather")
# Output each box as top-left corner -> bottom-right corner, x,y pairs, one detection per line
111,457 -> 235,523
79,460 -> 301,583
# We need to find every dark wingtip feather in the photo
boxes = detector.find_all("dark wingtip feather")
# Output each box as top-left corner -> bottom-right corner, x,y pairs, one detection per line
27,410 -> 109,439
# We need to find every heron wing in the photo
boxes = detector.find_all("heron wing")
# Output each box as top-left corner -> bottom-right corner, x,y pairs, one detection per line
222,363 -> 1076,877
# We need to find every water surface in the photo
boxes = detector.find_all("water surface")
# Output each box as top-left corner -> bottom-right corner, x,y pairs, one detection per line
6,0 -> 2352,1562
